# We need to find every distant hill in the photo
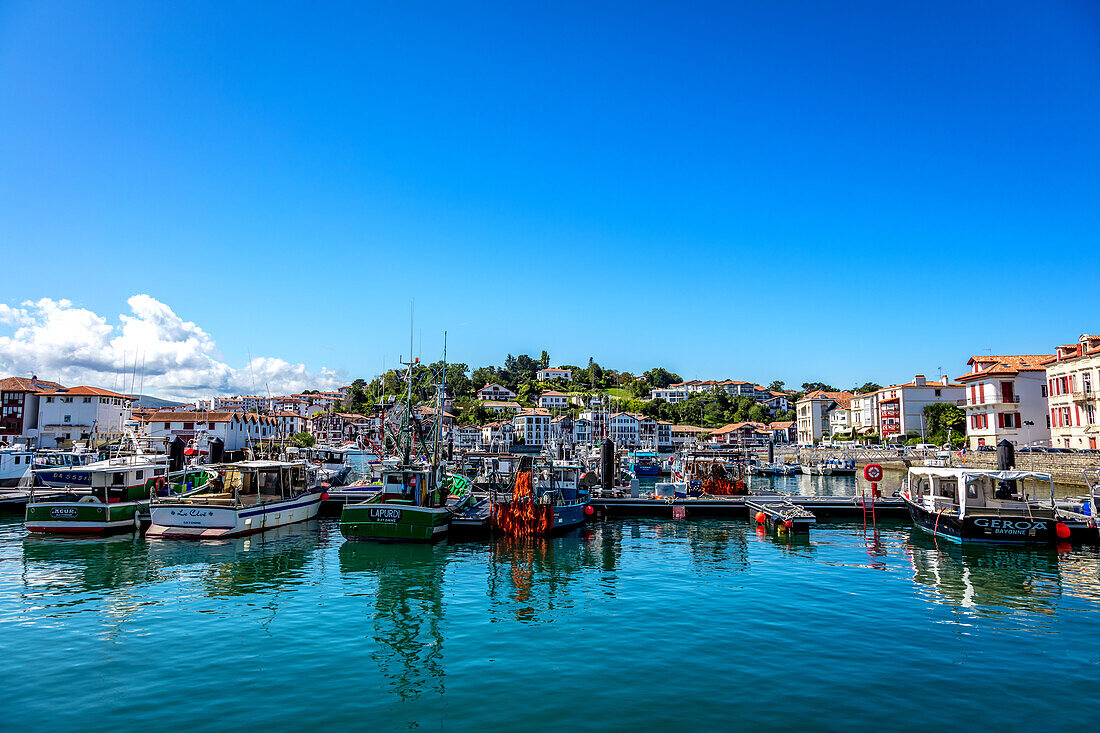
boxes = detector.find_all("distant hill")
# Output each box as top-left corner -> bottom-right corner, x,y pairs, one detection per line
130,394 -> 185,410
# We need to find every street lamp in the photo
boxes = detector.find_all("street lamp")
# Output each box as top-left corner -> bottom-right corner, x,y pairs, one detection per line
1024,420 -> 1035,470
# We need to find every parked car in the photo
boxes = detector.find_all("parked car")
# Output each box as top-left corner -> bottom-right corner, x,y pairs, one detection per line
976,445 -> 996,452
1047,447 -> 1074,454
1018,446 -> 1047,453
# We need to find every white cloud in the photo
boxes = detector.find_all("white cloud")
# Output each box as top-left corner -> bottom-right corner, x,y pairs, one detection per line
0,295 -> 344,400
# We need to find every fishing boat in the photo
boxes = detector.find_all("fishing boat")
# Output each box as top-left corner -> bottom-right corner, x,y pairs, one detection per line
626,450 -> 661,477
800,458 -> 857,476
34,432 -> 170,489
146,460 -> 323,539
492,458 -> 590,536
24,458 -> 212,534
339,335 -> 472,543
0,445 -> 35,487
902,466 -> 1072,544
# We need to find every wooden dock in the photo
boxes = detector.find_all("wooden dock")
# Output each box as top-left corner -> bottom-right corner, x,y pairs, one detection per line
591,493 -> 908,520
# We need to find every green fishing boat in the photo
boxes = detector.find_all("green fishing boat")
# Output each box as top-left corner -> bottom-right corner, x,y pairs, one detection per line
339,331 -> 470,542
26,460 -> 215,535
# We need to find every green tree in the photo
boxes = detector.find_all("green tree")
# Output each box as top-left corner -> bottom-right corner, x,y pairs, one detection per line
642,367 -> 682,389
539,350 -> 550,369
767,380 -> 786,392
923,402 -> 966,446
855,382 -> 883,394
801,381 -> 838,393
290,431 -> 316,447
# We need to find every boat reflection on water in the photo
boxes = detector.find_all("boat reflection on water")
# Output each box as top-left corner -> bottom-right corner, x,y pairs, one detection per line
338,542 -> 447,701
144,520 -> 326,597
906,532 -> 1066,616
21,532 -> 151,595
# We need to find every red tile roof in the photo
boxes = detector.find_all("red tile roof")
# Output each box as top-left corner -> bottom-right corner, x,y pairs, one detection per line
36,385 -> 134,399
957,354 -> 1053,381
0,376 -> 64,392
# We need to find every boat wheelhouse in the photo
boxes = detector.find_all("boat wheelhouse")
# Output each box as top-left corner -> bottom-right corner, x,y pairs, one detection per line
147,461 -> 322,539
25,458 -> 171,534
339,466 -> 455,542
0,445 -> 35,487
492,458 -> 590,536
903,466 -> 1064,544
627,450 -> 661,477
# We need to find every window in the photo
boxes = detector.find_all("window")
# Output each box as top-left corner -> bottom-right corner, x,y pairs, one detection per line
164,422 -> 171,429
1042,384 -> 1048,398
63,415 -> 71,423
45,396 -> 53,403
136,471 -> 144,480
62,397 -> 72,403
83,397 -> 91,403
183,422 -> 194,430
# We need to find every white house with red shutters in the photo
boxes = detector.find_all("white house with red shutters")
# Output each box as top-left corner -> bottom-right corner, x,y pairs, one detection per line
1044,334 -> 1100,450
957,354 -> 1052,449
477,383 -> 517,402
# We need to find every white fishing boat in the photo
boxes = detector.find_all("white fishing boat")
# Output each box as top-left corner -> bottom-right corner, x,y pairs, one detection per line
147,460 -> 324,539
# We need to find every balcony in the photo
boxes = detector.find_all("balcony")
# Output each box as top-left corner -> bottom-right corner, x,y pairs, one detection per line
1071,391 -> 1095,403
960,396 -> 1020,408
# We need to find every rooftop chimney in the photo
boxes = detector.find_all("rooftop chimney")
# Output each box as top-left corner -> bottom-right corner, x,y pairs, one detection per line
941,375 -> 950,386
914,374 -> 926,386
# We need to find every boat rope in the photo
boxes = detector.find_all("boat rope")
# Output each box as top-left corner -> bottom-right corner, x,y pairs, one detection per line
933,508 -> 946,536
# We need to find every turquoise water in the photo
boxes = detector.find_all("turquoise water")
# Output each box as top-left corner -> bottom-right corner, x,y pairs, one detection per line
3,505 -> 1100,731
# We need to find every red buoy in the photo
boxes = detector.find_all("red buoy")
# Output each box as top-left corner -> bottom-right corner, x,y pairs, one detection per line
584,505 -> 594,516
755,512 -> 767,524
1055,522 -> 1071,539
784,520 -> 793,529
320,492 -> 329,502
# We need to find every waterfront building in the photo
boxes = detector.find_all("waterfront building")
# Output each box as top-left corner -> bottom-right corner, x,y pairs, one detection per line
212,396 -> 245,412
274,410 -> 306,438
768,420 -> 797,443
763,391 -> 792,412
140,410 -> 275,451
796,391 -> 854,445
656,420 -> 673,449
311,412 -> 368,443
957,354 -> 1053,449
875,375 -> 964,443
848,392 -> 880,440
477,383 -> 517,401
538,390 -> 570,410
536,367 -> 573,382
710,421 -> 771,446
608,412 -> 641,447
1043,334 -> 1100,450
480,421 -> 514,452
273,396 -> 310,416
671,424 -> 711,446
825,397 -> 854,440
572,417 -> 593,444
1,376 -> 63,443
513,408 -> 551,446
450,424 -> 481,450
578,409 -> 610,439
36,385 -> 136,448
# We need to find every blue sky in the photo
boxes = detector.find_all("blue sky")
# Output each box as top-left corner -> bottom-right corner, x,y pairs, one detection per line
2,1 -> 1098,394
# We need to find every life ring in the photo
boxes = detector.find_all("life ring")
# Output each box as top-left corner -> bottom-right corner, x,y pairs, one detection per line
154,477 -> 167,495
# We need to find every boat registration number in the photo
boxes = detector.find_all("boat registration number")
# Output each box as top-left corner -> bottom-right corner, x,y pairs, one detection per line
50,507 -> 79,518
369,508 -> 402,523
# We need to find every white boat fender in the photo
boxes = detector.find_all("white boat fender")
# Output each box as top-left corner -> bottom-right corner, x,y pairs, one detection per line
78,495 -> 101,504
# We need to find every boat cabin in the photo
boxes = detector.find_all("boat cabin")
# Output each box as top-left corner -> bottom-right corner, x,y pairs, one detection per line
181,461 -> 310,506
379,468 -> 444,508
907,468 -> 1056,518
92,462 -> 169,502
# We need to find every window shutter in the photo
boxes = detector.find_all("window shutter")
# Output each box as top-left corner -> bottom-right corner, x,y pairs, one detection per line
997,412 -> 1004,428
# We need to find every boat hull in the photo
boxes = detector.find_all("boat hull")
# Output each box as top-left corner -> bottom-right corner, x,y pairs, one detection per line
33,468 -> 93,489
631,465 -> 661,477
906,499 -> 1057,544
25,499 -> 145,534
339,503 -> 450,542
147,493 -> 322,539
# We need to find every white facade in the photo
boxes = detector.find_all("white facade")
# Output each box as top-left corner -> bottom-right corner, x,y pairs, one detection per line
538,391 -> 570,410
36,387 -> 135,447
536,368 -> 573,382
876,375 -> 964,443
480,421 -> 514,451
796,391 -> 852,445
608,412 -> 640,447
513,410 -> 550,446
651,387 -> 688,403
958,355 -> 1052,449
1045,335 -> 1100,450
451,424 -> 481,450
477,383 -> 517,401
142,411 -> 276,452
849,393 -> 880,437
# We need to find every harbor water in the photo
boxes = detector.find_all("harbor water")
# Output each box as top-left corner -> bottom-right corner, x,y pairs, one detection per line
3,476 -> 1100,732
